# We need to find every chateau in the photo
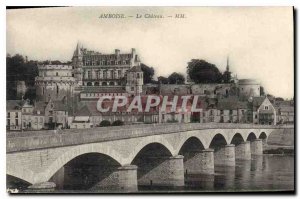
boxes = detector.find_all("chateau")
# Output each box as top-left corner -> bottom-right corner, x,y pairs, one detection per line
6,43 -> 293,131
35,43 -> 143,102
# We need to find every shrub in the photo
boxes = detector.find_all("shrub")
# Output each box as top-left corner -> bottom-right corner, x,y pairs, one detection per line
112,120 -> 124,126
100,120 -> 111,127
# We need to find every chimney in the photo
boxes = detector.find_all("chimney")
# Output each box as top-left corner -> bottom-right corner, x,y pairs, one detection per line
131,48 -> 136,55
115,49 -> 120,56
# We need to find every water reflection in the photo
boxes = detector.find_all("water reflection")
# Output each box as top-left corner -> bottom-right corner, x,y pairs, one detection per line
10,154 -> 294,193
142,154 -> 294,192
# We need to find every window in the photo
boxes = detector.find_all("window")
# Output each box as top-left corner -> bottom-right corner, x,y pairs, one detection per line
15,112 -> 18,118
7,112 -> 10,118
255,114 -> 257,119
229,110 -> 233,115
264,106 -> 269,110
88,71 -> 92,79
15,119 -> 18,125
131,87 -> 134,91
56,72 -> 58,76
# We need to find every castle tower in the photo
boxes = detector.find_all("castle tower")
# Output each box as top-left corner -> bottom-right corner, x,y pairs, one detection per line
72,42 -> 83,86
35,64 -> 76,102
16,81 -> 27,99
126,57 -> 143,96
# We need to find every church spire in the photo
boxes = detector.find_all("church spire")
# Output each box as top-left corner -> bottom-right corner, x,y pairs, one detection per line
226,56 -> 229,72
73,41 -> 82,57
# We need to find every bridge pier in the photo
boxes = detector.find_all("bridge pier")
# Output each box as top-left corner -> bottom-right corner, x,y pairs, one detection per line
27,182 -> 56,193
235,141 -> 251,160
214,144 -> 235,166
91,165 -> 138,192
138,155 -> 184,187
250,139 -> 263,155
184,149 -> 214,175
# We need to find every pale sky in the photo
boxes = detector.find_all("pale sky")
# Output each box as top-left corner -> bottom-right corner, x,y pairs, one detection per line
6,7 -> 294,98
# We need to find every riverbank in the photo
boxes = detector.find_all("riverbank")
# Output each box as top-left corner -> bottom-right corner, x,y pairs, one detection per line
264,147 -> 294,155
264,128 -> 294,155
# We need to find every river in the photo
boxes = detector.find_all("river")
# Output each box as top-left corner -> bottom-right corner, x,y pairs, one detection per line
140,154 -> 294,192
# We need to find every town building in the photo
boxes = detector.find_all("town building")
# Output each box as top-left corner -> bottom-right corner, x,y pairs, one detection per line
250,96 -> 277,125
6,100 -> 45,131
274,100 -> 294,124
6,100 -> 23,131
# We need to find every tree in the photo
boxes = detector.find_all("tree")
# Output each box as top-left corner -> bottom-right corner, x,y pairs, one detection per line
141,63 -> 155,84
275,97 -> 284,102
187,59 -> 222,83
112,120 -> 124,126
168,72 -> 185,84
158,76 -> 169,84
6,54 -> 38,100
100,120 -> 111,127
222,70 -> 232,83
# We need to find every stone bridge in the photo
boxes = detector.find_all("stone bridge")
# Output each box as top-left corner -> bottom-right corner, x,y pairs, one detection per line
6,123 -> 294,192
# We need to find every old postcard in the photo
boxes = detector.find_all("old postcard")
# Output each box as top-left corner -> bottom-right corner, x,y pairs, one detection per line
6,7 -> 294,193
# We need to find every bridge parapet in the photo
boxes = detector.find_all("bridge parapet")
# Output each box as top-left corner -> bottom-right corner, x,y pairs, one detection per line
7,123 -> 293,153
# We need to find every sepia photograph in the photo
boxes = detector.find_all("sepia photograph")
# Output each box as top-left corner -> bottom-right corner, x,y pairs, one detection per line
6,6 -> 294,193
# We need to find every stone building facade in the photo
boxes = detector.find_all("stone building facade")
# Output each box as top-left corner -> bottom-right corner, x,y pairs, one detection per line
35,64 -> 76,102
35,43 -> 143,102
238,79 -> 261,98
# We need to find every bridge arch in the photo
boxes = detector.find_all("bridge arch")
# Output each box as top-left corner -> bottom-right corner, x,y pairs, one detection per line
126,136 -> 176,164
230,133 -> 245,145
178,136 -> 205,154
174,133 -> 208,154
209,133 -> 228,149
259,132 -> 267,139
7,163 -> 35,185
246,132 -> 257,141
40,143 -> 124,184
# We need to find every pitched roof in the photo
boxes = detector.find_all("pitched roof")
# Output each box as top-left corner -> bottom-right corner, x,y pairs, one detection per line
217,98 -> 240,110
6,100 -> 23,111
53,100 -> 68,111
128,65 -> 142,72
75,105 -> 91,116
251,96 -> 265,109
278,106 -> 294,113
